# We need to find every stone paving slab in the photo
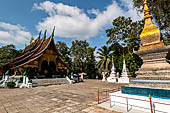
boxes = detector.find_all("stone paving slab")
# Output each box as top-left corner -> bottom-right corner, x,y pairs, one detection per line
0,79 -> 126,113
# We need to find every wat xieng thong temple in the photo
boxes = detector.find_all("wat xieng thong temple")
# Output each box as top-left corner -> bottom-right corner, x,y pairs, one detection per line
1,30 -> 70,79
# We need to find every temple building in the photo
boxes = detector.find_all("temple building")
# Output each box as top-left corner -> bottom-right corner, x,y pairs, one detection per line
1,30 -> 70,78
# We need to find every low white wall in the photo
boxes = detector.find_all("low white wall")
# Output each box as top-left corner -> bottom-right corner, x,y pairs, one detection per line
110,91 -> 170,113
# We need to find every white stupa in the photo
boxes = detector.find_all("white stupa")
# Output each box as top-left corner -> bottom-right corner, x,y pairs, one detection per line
102,71 -> 107,81
107,58 -> 117,83
118,58 -> 129,83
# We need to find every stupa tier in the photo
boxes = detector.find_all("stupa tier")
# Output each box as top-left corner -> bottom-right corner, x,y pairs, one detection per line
135,46 -> 170,80
135,0 -> 170,80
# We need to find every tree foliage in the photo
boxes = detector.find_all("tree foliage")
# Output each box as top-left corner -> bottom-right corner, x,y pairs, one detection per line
70,40 -> 89,73
124,52 -> 143,77
56,41 -> 70,57
70,40 -> 97,78
56,41 -> 72,67
0,44 -> 22,65
106,16 -> 144,52
85,47 -> 98,78
109,43 -> 143,77
96,45 -> 112,72
106,16 -> 144,77
110,43 -> 123,75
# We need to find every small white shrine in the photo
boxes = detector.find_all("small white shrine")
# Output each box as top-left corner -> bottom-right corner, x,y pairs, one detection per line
107,59 -> 118,83
102,71 -> 107,81
118,58 -> 129,83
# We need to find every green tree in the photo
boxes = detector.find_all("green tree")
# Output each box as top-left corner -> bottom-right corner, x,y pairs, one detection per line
70,40 -> 97,78
109,43 -> 143,77
56,41 -> 72,67
110,42 -> 123,75
96,45 -> 112,73
70,40 -> 90,73
133,0 -> 170,39
125,52 -> 143,77
106,16 -> 144,52
0,44 -> 22,65
85,47 -> 98,79
106,16 -> 144,77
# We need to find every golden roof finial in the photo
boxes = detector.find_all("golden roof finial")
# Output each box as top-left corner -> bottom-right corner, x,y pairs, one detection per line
30,36 -> 34,44
139,0 -> 164,50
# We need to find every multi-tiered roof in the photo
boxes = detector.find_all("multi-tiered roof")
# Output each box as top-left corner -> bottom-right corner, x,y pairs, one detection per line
4,31 -> 69,70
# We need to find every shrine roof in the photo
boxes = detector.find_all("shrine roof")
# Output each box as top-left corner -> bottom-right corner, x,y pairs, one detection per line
3,35 -> 70,70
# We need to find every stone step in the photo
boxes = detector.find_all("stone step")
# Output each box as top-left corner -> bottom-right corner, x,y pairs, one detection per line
32,78 -> 69,87
130,79 -> 170,88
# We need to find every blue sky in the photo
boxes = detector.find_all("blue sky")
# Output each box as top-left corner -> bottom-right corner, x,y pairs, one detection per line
0,0 -> 143,49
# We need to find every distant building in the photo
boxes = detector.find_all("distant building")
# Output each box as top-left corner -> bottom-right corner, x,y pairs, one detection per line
1,32 -> 70,78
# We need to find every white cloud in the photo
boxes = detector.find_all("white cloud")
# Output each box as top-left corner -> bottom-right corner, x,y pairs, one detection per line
0,22 -> 31,48
121,0 -> 143,21
87,9 -> 100,15
34,0 -> 143,39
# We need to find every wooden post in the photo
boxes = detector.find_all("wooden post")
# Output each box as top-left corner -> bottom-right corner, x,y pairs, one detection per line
126,97 -> 128,112
97,88 -> 99,104
149,95 -> 153,113
106,91 -> 107,100
109,95 -> 111,108
118,86 -> 120,91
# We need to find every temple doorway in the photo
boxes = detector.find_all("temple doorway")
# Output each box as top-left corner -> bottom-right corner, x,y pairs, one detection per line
41,60 -> 48,76
48,61 -> 56,77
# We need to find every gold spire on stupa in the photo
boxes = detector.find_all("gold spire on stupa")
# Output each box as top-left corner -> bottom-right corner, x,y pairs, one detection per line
139,0 -> 164,50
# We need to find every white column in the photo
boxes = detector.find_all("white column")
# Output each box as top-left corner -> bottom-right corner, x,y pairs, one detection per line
26,77 -> 32,88
20,76 -> 26,88
2,75 -> 5,80
4,75 -> 9,81
26,77 -> 29,86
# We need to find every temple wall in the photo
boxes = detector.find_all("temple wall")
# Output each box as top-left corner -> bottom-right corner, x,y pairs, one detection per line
38,48 -> 68,74
38,54 -> 57,72
14,67 -> 24,75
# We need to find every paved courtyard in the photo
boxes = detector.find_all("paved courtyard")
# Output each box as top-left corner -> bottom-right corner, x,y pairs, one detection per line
0,79 -> 125,113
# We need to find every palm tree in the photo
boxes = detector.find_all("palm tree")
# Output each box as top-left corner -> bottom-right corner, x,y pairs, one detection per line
96,45 -> 112,76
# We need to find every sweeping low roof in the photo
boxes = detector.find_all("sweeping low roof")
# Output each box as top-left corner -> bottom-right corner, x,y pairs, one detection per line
4,35 -> 70,69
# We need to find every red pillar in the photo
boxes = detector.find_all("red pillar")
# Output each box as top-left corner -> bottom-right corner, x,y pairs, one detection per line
106,91 -> 107,100
149,95 -> 153,113
126,97 -> 128,112
97,88 -> 99,104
